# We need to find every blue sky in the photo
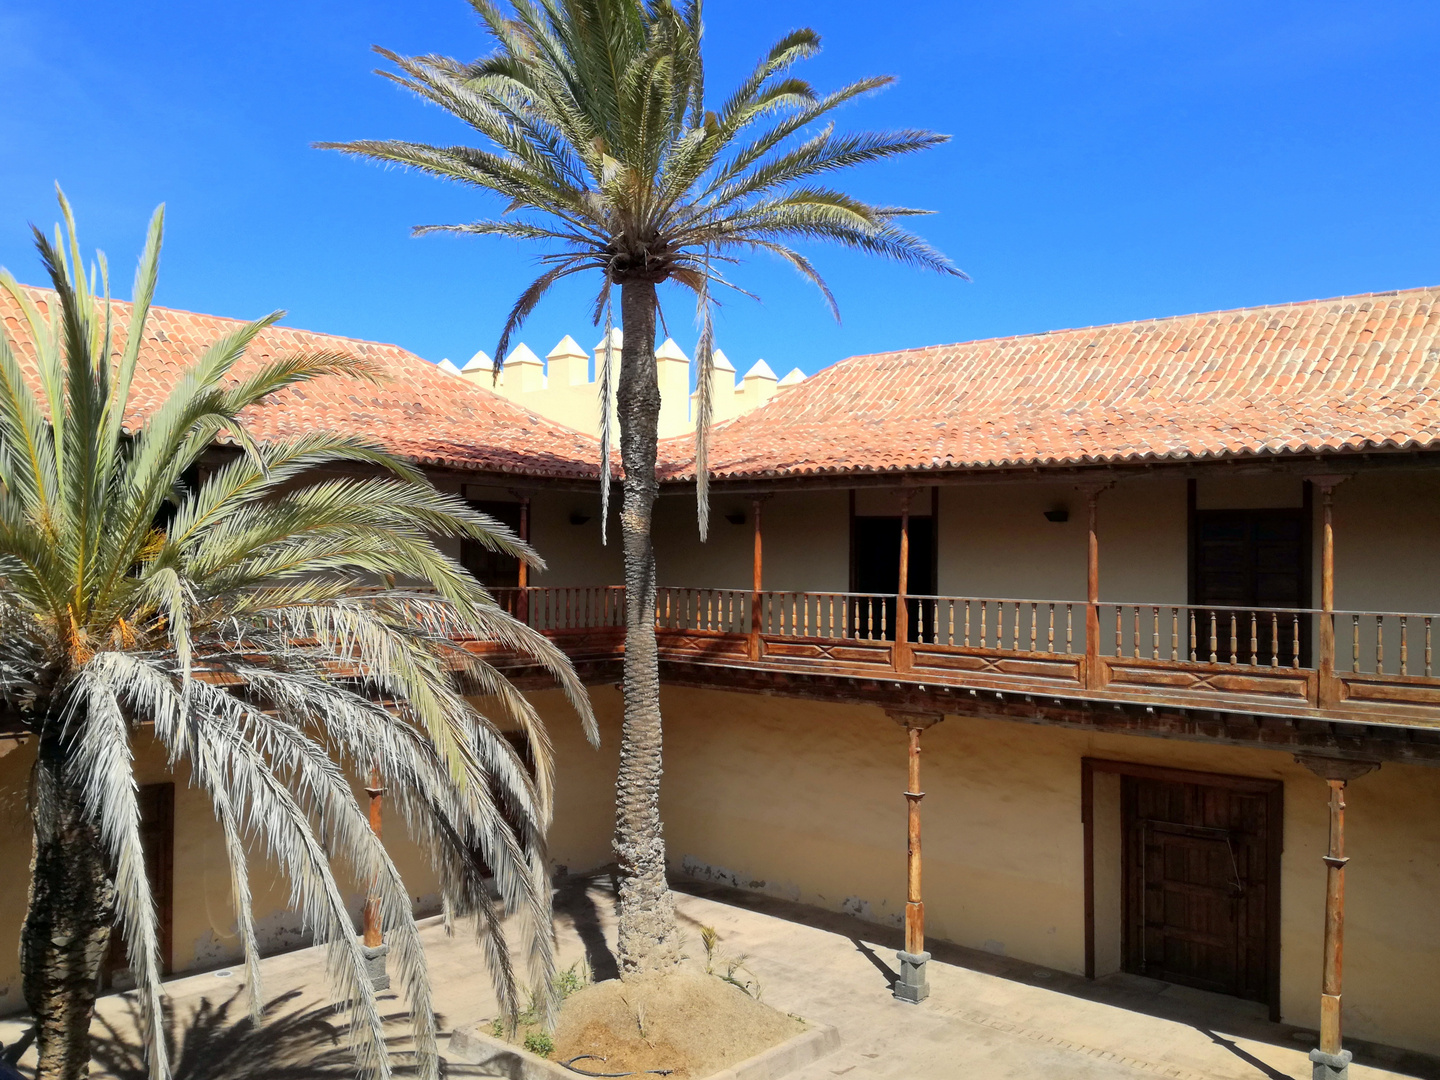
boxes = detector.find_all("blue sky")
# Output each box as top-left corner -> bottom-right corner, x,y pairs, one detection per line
3,0 -> 1440,379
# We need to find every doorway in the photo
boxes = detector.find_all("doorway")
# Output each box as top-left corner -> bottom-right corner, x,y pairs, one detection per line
1189,487 -> 1311,664
461,500 -> 523,588
1084,760 -> 1282,1018
850,513 -> 936,640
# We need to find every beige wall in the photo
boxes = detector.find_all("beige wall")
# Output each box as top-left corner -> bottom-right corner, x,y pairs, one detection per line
0,734 -> 444,1013
537,685 -> 1440,1056
652,491 -> 850,593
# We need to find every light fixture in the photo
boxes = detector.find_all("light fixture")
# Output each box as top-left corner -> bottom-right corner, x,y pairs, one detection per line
569,512 -> 591,526
1044,508 -> 1069,523
725,510 -> 746,525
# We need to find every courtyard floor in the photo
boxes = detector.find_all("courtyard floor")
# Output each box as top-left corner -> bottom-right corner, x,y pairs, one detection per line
2,876 -> 1435,1080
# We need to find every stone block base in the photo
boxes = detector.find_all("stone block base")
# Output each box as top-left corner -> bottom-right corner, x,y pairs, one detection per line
1310,1048 -> 1352,1080
893,950 -> 930,1004
362,943 -> 390,992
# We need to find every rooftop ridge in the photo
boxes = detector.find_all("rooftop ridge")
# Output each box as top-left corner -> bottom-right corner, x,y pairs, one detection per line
831,284 -> 1440,368
11,284 -> 429,360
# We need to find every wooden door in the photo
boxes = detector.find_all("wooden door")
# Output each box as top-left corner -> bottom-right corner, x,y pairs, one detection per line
1121,772 -> 1278,1004
102,783 -> 174,986
1192,508 -> 1310,664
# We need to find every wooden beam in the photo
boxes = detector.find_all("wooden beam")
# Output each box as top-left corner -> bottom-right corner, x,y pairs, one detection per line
1314,477 -> 1347,707
1085,487 -> 1102,689
750,497 -> 764,660
897,492 -> 913,671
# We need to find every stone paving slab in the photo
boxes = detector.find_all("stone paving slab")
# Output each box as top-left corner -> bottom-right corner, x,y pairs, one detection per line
0,876 -> 1434,1080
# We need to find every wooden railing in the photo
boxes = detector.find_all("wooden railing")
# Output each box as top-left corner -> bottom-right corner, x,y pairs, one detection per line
1334,610 -> 1436,676
1097,603 -> 1310,668
471,586 -> 1440,723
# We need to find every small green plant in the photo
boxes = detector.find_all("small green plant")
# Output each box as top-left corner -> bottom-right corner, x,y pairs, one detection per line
523,1032 -> 555,1058
489,1018 -> 505,1039
697,926 -> 762,1000
700,925 -> 720,974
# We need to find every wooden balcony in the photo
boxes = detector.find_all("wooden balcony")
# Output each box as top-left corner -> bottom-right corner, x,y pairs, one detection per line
487,586 -> 1440,731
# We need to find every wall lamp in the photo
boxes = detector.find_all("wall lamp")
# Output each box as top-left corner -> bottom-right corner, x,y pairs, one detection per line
1044,508 -> 1070,523
724,510 -> 747,525
569,512 -> 591,526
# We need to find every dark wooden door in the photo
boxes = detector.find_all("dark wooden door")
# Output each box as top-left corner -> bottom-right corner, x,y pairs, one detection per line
461,500 -> 523,587
1191,508 -> 1310,664
102,782 -> 174,986
1121,773 -> 1277,1004
850,516 -> 935,640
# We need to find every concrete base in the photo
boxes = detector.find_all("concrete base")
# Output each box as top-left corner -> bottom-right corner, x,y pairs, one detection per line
361,943 -> 390,992
893,950 -> 931,1004
1310,1048 -> 1352,1080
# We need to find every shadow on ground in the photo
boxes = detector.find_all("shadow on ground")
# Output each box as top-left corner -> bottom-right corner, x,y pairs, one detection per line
672,875 -> 1440,1080
5,989 -> 493,1080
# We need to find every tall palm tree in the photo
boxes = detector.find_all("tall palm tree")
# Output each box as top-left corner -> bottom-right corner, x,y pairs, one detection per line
321,0 -> 961,973
0,193 -> 596,1080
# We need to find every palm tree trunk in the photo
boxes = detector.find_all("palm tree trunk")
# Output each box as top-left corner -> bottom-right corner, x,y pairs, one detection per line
613,277 -> 680,975
23,730 -> 116,1080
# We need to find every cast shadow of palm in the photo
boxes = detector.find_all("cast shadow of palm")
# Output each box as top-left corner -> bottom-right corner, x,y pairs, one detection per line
88,988 -> 484,1079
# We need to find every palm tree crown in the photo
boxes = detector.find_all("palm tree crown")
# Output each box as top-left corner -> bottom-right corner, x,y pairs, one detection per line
321,0 -> 963,529
0,193 -> 595,1080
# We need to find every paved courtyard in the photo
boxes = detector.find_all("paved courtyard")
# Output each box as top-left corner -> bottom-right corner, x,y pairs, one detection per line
2,876 -> 1435,1079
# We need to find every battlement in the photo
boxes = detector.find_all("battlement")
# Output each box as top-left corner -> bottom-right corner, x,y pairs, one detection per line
448,331 -> 804,439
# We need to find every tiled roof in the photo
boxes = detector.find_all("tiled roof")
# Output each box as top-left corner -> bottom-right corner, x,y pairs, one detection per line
660,286 -> 1440,480
0,287 -> 602,479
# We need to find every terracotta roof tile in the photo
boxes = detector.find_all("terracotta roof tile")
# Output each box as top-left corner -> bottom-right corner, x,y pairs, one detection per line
659,286 -> 1440,480
1,287 -> 601,480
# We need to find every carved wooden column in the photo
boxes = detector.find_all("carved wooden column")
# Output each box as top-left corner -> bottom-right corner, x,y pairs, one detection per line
888,709 -> 943,1003
361,765 -> 390,990
750,497 -> 763,660
1296,754 -> 1378,1080
1083,486 -> 1102,689
896,493 -> 913,672
1313,477 -> 1347,707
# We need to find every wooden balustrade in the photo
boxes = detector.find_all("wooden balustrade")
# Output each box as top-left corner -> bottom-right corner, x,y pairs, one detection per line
469,585 -> 1440,724
907,596 -> 1078,654
1097,603 -> 1310,669
1333,610 -> 1436,677
655,587 -> 751,634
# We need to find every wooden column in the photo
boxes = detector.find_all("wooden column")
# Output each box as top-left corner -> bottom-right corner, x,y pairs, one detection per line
896,492 -> 913,671
1084,486 -> 1102,689
1296,754 -> 1378,1078
1314,477 -> 1346,706
521,496 -> 532,622
888,709 -> 942,1003
363,765 -> 384,949
749,497 -> 764,660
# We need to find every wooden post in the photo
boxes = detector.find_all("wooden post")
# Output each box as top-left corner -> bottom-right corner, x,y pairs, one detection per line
517,494 -> 531,624
363,766 -> 383,948
905,723 -> 924,952
896,492 -> 912,671
1314,477 -> 1346,706
1084,486 -> 1102,689
888,709 -> 942,1003
747,497 -> 765,659
1296,754 -> 1378,1079
361,765 -> 390,989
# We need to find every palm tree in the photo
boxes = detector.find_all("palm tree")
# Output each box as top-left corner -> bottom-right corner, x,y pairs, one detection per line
320,0 -> 961,974
0,193 -> 596,1080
